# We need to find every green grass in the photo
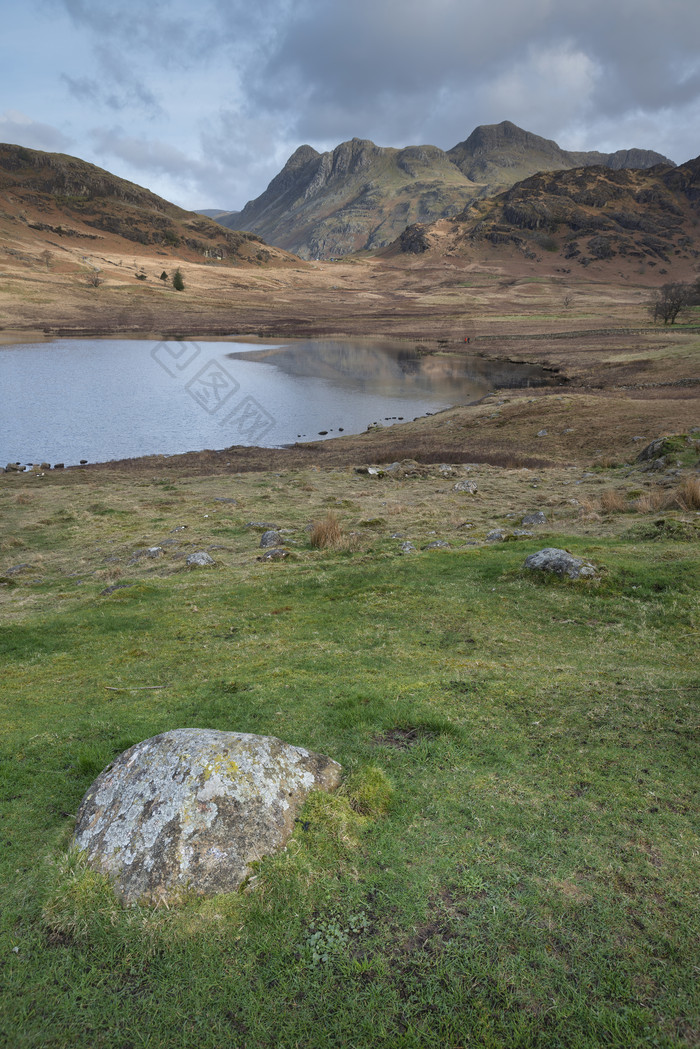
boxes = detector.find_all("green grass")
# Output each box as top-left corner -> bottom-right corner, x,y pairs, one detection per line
1,466 -> 699,1048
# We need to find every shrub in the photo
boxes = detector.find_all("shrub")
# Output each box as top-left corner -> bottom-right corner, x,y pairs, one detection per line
172,268 -> 185,291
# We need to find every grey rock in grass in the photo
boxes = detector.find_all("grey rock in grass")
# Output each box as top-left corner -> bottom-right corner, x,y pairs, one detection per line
523,547 -> 597,579
72,728 -> 342,905
537,429 -> 548,437
246,521 -> 278,530
521,511 -> 547,526
260,530 -> 282,548
636,437 -> 666,462
454,480 -> 478,494
485,529 -> 506,542
5,563 -> 30,575
258,548 -> 288,561
186,551 -> 214,567
400,541 -> 417,554
423,540 -> 450,549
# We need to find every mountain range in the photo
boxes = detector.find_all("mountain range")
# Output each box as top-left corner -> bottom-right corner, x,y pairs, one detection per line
209,121 -> 673,259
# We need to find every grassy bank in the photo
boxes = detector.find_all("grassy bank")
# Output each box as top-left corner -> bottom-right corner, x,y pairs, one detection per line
1,461 -> 699,1048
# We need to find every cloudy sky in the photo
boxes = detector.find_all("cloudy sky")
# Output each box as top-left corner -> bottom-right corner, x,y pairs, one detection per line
2,0 -> 699,211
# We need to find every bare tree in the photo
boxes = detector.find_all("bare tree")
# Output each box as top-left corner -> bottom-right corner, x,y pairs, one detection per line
86,270 -> 103,287
40,249 -> 53,270
650,282 -> 692,325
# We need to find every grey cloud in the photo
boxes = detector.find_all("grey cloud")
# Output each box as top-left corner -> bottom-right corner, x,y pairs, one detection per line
0,112 -> 73,153
246,0 -> 700,156
59,0 -> 224,66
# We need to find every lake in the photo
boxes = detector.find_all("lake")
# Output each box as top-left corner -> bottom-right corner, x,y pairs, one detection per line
0,336 -> 553,466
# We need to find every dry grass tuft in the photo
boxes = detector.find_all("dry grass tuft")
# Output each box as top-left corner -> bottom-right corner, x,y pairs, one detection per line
672,476 -> 700,511
310,512 -> 343,550
599,489 -> 628,514
14,494 -> 32,505
95,566 -> 123,583
632,488 -> 668,514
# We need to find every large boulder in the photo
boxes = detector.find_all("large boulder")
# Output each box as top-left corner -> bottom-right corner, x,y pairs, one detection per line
523,547 -> 596,579
72,729 -> 342,905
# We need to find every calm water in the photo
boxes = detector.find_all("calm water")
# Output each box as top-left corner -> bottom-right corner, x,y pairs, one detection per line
0,337 -> 552,466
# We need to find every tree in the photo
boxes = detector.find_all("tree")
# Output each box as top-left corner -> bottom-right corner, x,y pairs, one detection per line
40,249 -> 53,270
650,282 -> 692,325
172,268 -> 185,291
160,271 -> 168,281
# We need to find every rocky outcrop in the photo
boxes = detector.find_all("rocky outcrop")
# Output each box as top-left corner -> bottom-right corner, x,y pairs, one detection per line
72,728 -> 342,905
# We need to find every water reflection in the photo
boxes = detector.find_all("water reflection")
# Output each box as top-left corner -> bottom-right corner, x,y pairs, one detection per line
229,338 -> 549,400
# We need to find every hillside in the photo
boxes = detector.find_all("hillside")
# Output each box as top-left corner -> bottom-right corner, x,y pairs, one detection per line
389,156 -> 700,277
214,122 -> 672,258
0,143 -> 294,266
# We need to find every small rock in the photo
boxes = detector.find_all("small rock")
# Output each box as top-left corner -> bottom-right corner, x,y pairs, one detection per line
5,563 -> 30,575
523,547 -> 597,580
400,541 -> 417,554
521,511 -> 547,526
245,521 -> 278,530
453,480 -> 478,494
186,552 -> 215,567
511,529 -> 534,537
258,548 -> 288,561
485,530 -> 506,542
260,530 -> 282,548
537,429 -> 548,438
147,547 -> 163,557
101,583 -> 134,596
423,540 -> 450,550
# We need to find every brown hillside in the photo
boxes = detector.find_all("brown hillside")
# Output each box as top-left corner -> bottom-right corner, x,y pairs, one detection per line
388,158 -> 700,281
0,143 -> 297,266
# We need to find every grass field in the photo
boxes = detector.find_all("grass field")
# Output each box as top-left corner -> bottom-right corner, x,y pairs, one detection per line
1,460 -> 699,1048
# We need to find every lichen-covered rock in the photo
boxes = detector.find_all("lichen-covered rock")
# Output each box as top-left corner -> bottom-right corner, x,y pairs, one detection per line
186,551 -> 214,567
522,511 -> 547,526
523,547 -> 597,579
72,729 -> 342,905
